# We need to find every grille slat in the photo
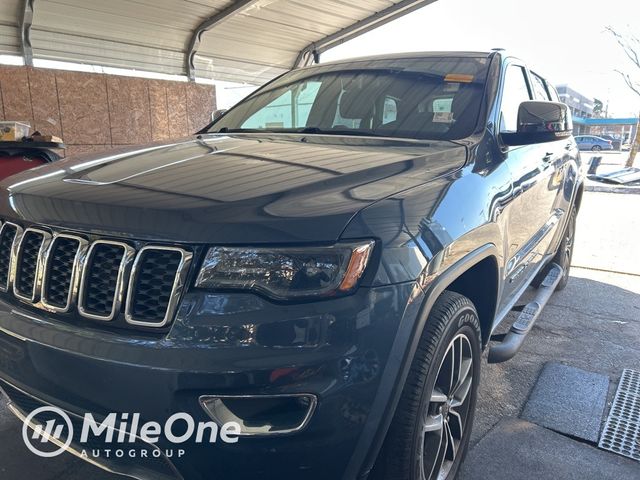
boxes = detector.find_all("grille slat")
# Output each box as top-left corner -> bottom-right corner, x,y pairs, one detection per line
79,242 -> 128,320
42,236 -> 82,310
0,224 -> 19,291
0,221 -> 190,329
127,248 -> 184,325
14,230 -> 48,301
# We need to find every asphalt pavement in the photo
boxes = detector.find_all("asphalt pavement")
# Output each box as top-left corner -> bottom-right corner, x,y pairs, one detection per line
461,189 -> 640,478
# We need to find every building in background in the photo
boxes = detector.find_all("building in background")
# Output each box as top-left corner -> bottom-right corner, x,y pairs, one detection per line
572,117 -> 637,147
556,84 -> 594,119
554,84 -> 638,144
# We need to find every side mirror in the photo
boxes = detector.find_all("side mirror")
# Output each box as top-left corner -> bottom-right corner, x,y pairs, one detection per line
501,101 -> 572,146
211,109 -> 228,122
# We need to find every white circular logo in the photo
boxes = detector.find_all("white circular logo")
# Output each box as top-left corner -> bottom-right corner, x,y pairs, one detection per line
22,406 -> 74,458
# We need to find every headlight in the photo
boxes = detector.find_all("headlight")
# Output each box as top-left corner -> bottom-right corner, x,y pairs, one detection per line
195,240 -> 375,300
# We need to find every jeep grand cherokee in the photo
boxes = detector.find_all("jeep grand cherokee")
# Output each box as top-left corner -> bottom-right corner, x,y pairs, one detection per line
0,51 -> 582,480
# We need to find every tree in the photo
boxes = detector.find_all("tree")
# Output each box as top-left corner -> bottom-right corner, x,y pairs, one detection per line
606,26 -> 640,167
593,98 -> 604,117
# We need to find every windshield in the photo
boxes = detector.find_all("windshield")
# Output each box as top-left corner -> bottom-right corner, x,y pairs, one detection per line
209,56 -> 490,140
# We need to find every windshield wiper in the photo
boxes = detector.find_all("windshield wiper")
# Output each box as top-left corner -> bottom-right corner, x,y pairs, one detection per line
213,126 -> 434,142
296,127 -> 384,137
214,126 -> 384,138
215,127 -> 275,134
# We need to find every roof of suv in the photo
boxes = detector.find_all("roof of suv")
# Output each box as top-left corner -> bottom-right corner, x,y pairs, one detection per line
313,50 -> 493,68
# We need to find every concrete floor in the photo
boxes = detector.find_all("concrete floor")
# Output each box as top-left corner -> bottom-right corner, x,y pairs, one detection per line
1,189 -> 638,479
462,190 -> 640,477
469,191 -> 640,444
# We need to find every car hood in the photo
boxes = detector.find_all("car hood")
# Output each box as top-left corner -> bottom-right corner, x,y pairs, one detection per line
0,134 -> 466,243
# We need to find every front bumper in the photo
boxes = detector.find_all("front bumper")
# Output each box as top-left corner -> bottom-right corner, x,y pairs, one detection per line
0,282 -> 423,480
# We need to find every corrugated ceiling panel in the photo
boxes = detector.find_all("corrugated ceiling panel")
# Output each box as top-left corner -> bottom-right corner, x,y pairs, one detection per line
31,30 -> 185,74
33,0 -> 211,50
195,0 -> 401,82
0,25 -> 20,55
0,0 -> 22,24
4,0 -> 432,85
0,0 -> 21,55
193,55 -> 285,83
28,0 -> 228,75
41,0 -> 221,30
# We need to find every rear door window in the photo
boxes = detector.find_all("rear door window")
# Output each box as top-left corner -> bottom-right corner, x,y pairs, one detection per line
382,96 -> 398,125
295,81 -> 322,126
531,73 -> 551,101
500,65 -> 532,132
242,80 -> 322,129
333,90 -> 363,129
432,97 -> 453,113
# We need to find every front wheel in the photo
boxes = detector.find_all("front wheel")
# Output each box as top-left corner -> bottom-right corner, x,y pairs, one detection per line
531,205 -> 577,291
553,205 -> 577,290
372,291 -> 481,480
591,145 -> 602,151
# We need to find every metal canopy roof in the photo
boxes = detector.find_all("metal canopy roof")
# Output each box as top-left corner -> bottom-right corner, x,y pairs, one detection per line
0,0 -> 437,85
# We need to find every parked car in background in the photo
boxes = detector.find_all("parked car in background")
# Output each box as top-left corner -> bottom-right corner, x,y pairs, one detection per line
600,134 -> 621,150
575,135 -> 613,151
0,128 -> 63,180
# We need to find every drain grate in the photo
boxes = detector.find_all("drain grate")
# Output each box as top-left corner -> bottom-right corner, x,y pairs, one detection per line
619,369 -> 640,396
599,369 -> 640,461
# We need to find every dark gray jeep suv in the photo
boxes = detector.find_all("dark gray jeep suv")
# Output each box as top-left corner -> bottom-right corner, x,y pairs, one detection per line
0,51 -> 582,480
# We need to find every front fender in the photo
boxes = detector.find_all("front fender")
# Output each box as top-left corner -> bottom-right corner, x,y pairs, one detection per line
344,243 -> 500,479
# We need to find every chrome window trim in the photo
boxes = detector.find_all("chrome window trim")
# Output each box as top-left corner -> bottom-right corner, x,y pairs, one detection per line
78,240 -> 135,322
12,228 -> 51,303
41,233 -> 89,313
125,246 -> 193,328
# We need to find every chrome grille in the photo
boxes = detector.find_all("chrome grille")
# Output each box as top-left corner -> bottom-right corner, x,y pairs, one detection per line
0,223 -> 20,291
78,241 -> 134,321
126,246 -> 191,327
13,229 -> 50,302
42,235 -> 86,312
0,222 -> 192,329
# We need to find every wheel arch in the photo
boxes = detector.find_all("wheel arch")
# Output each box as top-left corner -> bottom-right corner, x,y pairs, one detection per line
575,181 -> 585,212
353,243 -> 501,479
445,254 -> 500,348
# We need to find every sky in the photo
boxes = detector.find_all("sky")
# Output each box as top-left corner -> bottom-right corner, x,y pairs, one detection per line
323,0 -> 640,118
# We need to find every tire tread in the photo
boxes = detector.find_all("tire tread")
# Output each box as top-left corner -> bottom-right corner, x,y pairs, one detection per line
372,291 -> 480,480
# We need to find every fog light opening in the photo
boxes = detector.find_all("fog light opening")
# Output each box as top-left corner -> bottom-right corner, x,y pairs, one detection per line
199,394 -> 317,436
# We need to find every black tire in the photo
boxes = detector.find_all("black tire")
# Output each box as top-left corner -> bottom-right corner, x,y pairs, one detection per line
552,205 -> 577,290
531,205 -> 577,291
591,145 -> 601,151
371,291 -> 481,480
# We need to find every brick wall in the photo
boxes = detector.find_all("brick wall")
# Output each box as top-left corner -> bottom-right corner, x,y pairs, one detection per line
0,66 -> 216,157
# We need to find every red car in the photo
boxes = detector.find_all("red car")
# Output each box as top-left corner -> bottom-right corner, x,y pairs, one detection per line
0,144 -> 61,180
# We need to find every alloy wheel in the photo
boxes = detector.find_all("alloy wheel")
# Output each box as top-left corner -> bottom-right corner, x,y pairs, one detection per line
564,217 -> 574,262
561,212 -> 576,280
419,334 -> 474,480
